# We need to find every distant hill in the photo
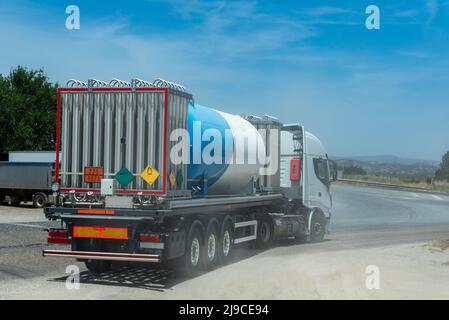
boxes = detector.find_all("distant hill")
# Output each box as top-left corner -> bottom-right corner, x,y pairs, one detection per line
331,155 -> 439,166
330,155 -> 439,180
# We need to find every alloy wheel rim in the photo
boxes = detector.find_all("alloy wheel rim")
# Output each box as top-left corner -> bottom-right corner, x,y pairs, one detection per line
190,237 -> 200,266
223,230 -> 231,256
207,234 -> 216,261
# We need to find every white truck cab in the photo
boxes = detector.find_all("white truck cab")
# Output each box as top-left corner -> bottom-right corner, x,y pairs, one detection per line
280,125 -> 332,239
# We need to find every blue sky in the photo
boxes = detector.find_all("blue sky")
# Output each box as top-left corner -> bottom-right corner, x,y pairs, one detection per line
0,0 -> 448,161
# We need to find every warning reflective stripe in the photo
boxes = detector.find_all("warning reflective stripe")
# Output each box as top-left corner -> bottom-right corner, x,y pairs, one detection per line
77,209 -> 115,215
102,228 -> 128,238
72,226 -> 128,240
74,227 -> 99,237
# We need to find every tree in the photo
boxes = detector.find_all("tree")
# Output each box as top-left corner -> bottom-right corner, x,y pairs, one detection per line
0,66 -> 57,159
435,151 -> 449,182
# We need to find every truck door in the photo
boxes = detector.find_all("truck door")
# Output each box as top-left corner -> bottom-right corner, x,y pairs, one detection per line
304,156 -> 331,212
302,131 -> 332,213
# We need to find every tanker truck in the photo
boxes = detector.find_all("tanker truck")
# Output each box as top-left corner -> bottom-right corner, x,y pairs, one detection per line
43,78 -> 332,276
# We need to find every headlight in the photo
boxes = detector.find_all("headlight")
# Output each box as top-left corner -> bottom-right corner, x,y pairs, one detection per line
51,183 -> 60,192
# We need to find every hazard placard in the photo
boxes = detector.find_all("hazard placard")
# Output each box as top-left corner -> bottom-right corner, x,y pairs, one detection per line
169,170 -> 176,188
84,166 -> 104,184
140,164 -> 160,185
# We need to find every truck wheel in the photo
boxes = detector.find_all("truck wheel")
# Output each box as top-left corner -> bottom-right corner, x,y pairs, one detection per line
218,219 -> 234,264
32,193 -> 47,208
310,213 -> 326,242
180,221 -> 205,277
203,220 -> 220,269
85,260 -> 112,274
255,219 -> 273,248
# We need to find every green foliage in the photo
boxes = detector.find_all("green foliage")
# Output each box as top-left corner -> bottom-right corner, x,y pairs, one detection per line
435,151 -> 449,182
0,66 -> 57,158
344,165 -> 367,176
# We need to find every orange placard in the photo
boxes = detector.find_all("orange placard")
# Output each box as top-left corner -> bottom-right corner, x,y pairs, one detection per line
72,226 -> 128,240
84,166 -> 104,183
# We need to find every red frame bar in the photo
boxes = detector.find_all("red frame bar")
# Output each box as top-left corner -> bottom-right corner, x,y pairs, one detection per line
56,87 -> 169,196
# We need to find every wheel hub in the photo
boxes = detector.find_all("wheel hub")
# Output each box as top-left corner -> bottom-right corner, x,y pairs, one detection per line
260,222 -> 270,242
190,237 -> 200,267
313,222 -> 322,235
223,230 -> 230,257
207,233 -> 216,261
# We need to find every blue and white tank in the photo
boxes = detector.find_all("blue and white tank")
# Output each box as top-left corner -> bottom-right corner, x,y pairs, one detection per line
186,102 -> 265,195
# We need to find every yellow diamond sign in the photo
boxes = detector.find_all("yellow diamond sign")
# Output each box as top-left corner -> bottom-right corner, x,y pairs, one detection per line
140,164 -> 160,186
169,170 -> 176,188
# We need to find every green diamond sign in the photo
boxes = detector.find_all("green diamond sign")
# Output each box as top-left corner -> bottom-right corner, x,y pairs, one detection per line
115,167 -> 134,188
176,170 -> 184,186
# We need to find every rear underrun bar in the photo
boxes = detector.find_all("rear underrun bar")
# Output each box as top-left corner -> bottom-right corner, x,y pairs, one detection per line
42,250 -> 161,263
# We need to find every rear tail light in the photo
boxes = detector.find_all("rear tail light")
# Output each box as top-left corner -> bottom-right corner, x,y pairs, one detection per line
139,234 -> 161,242
290,158 -> 301,181
47,228 -> 71,244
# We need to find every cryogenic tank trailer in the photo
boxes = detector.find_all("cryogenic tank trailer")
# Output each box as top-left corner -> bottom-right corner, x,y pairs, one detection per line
43,78 -> 333,276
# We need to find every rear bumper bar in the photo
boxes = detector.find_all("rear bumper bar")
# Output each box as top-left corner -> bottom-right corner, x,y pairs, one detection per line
43,250 -> 161,263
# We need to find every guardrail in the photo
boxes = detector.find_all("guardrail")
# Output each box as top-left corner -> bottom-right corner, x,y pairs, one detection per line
335,179 -> 449,195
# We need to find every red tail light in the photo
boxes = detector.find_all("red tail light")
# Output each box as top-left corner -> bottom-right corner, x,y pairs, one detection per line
47,229 -> 71,244
290,158 -> 301,181
48,237 -> 72,244
48,230 -> 68,238
139,234 -> 161,242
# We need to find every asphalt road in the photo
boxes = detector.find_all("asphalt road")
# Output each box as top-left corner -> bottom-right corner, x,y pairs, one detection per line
0,184 -> 449,299
333,183 -> 449,232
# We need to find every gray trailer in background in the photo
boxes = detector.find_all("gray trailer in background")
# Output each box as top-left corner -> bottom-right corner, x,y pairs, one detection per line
0,162 -> 55,208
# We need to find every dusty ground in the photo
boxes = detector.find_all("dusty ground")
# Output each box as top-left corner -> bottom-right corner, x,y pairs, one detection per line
1,184 -> 449,299
1,237 -> 449,299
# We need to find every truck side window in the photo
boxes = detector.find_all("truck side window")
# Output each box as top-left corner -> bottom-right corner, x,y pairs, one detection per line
313,158 -> 330,186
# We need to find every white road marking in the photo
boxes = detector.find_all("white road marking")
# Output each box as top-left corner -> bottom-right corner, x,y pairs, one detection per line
431,195 -> 443,201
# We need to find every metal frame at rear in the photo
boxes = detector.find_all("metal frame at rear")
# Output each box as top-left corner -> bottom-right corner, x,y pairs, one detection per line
44,193 -> 284,221
55,87 -> 169,196
43,250 -> 160,263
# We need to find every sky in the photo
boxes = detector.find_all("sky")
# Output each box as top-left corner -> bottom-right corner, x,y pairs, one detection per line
0,0 -> 448,161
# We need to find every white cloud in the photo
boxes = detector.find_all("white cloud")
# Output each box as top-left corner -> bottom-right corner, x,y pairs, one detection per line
426,0 -> 438,22
298,6 -> 357,17
393,9 -> 419,18
398,50 -> 432,59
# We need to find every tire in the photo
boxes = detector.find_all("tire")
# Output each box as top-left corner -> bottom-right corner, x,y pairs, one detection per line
203,220 -> 220,270
32,193 -> 47,208
218,219 -> 234,264
310,213 -> 326,242
255,218 -> 273,249
85,260 -> 112,274
180,221 -> 205,277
